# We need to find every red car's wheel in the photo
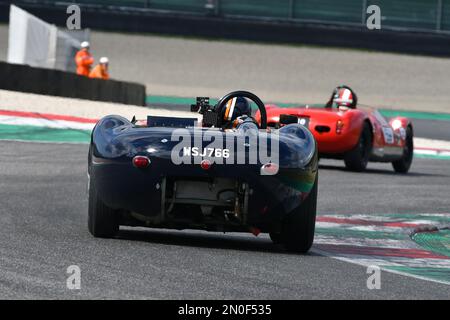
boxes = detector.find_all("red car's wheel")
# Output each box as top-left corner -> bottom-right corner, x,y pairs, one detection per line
392,126 -> 413,173
344,122 -> 372,172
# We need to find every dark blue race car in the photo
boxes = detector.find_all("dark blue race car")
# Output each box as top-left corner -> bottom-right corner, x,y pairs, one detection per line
88,91 -> 318,253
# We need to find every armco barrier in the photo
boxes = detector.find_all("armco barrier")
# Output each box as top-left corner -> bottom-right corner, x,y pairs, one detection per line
0,61 -> 146,106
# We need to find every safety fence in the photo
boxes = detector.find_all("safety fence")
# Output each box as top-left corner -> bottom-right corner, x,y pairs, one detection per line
9,0 -> 450,33
0,62 -> 146,106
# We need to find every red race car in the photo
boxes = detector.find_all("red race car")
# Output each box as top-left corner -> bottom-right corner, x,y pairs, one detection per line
258,85 -> 414,173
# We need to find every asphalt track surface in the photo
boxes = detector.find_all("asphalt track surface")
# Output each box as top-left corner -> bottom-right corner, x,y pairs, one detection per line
412,118 -> 450,141
1,141 -> 449,299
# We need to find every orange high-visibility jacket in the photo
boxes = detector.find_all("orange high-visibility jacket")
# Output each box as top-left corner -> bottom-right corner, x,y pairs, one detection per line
89,64 -> 109,80
75,49 -> 94,76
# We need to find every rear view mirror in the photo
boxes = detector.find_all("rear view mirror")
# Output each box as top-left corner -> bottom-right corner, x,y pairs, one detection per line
279,114 -> 298,125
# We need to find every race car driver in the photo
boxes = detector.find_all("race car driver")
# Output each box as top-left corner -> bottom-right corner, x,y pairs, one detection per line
89,57 -> 110,80
325,85 -> 358,109
75,41 -> 94,77
220,97 -> 256,129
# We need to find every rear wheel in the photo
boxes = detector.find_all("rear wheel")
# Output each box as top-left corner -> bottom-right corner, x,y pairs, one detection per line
344,122 -> 372,172
392,126 -> 413,173
281,174 -> 318,253
88,176 -> 119,238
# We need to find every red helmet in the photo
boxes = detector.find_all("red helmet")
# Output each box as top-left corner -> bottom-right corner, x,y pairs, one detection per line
327,85 -> 358,109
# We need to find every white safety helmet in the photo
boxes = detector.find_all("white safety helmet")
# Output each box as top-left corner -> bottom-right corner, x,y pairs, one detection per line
99,57 -> 109,64
80,41 -> 90,49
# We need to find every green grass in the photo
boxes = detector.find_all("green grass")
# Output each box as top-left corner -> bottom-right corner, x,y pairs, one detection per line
0,124 -> 91,143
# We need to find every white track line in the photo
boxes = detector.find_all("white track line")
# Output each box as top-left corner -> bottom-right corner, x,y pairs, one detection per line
311,247 -> 450,286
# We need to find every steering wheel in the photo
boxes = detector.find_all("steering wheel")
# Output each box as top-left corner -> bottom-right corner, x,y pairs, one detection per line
215,90 -> 267,129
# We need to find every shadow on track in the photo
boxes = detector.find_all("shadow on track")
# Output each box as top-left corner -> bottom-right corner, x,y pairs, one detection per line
115,228 -> 321,256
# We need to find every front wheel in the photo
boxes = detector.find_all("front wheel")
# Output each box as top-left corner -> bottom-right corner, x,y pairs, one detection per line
392,126 -> 413,173
88,176 -> 119,238
281,174 -> 318,253
344,122 -> 372,172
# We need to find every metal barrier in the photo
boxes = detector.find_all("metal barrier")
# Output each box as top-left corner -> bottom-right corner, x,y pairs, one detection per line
15,0 -> 450,33
0,61 -> 146,106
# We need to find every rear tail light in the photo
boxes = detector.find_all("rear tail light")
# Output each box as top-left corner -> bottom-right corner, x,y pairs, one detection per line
260,162 -> 279,175
200,159 -> 212,170
336,120 -> 344,134
133,156 -> 150,168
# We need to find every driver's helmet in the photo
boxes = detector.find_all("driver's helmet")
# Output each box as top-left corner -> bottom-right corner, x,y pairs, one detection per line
221,97 -> 251,123
327,85 -> 357,109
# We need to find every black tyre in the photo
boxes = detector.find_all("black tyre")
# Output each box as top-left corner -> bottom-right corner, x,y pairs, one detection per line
392,126 -> 413,173
344,122 -> 372,172
281,174 -> 318,253
88,176 -> 119,238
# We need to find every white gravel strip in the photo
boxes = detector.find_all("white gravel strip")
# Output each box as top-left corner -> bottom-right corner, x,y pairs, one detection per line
414,137 -> 450,150
0,89 -> 200,121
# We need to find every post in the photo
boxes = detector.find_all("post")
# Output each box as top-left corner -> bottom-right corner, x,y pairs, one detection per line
289,0 -> 295,19
215,0 -> 220,16
362,0 -> 368,26
436,0 -> 443,31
